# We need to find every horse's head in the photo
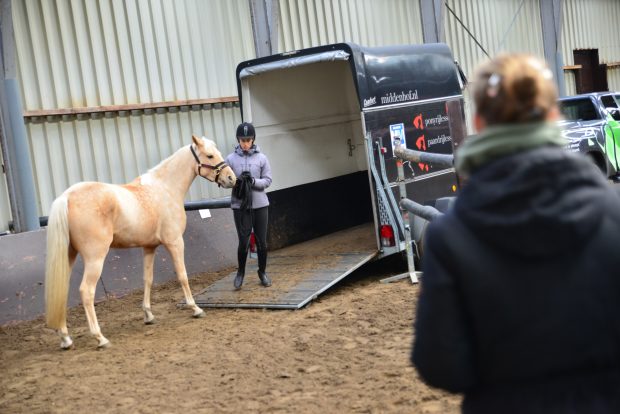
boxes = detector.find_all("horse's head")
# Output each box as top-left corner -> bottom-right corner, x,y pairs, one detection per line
191,135 -> 236,188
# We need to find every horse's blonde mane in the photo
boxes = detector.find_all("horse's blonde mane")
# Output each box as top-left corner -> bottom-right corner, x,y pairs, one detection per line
145,136 -> 216,176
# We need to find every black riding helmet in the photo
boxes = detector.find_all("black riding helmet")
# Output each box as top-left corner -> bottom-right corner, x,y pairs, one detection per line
236,122 -> 255,141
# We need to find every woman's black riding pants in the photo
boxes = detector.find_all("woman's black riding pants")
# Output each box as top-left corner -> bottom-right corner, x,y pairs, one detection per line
233,206 -> 268,274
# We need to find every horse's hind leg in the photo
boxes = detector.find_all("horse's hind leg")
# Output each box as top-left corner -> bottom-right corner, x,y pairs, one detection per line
142,247 -> 156,324
165,238 -> 205,318
80,254 -> 111,348
58,248 -> 78,349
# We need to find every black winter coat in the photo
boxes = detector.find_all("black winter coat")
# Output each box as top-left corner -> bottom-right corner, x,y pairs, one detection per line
412,146 -> 620,414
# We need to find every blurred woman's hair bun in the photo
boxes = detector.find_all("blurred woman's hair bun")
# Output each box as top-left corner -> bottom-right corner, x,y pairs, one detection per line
472,54 -> 558,125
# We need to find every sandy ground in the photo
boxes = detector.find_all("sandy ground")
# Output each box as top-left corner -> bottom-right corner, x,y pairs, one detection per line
0,256 -> 461,413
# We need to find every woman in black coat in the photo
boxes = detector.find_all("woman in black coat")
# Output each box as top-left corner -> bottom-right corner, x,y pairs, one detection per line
411,54 -> 620,413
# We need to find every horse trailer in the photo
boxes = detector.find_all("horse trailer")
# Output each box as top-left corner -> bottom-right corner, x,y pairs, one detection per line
194,42 -> 467,309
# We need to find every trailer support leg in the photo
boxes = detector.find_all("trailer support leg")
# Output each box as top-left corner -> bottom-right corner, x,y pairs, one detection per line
380,140 -> 420,284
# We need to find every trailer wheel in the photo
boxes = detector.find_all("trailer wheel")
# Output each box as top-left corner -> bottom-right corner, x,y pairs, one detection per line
414,219 -> 430,261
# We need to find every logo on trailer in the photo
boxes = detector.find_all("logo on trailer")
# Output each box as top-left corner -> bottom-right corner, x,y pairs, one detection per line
363,96 -> 377,107
424,114 -> 449,127
412,114 -> 429,172
413,114 -> 424,130
381,89 -> 419,105
389,123 -> 406,154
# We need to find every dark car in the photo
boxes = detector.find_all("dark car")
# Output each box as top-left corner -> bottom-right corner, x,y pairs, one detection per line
558,92 -> 620,179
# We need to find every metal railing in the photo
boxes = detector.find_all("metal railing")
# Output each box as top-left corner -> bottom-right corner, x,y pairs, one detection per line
7,197 -> 232,231
393,146 -> 454,169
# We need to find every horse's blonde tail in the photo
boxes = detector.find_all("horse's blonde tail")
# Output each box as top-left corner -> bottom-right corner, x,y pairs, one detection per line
45,195 -> 71,329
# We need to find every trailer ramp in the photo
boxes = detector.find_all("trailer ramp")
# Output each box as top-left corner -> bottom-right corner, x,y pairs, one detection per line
193,223 -> 377,309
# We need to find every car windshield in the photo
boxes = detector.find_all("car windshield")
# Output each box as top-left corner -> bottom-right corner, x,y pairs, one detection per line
559,98 -> 599,121
601,95 -> 619,108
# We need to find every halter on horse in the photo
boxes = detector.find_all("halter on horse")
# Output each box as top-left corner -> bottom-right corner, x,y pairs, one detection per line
190,145 -> 229,186
45,135 -> 236,349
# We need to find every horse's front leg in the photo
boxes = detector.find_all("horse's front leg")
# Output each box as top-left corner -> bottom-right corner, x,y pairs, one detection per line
164,238 -> 205,318
142,247 -> 156,324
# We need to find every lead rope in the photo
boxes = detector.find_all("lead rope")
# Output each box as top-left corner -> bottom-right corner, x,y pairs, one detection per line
100,276 -> 110,299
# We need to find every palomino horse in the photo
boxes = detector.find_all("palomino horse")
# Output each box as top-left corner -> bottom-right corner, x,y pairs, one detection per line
45,135 -> 236,349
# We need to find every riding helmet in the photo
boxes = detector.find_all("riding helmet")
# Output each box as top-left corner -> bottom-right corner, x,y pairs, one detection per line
236,122 -> 255,140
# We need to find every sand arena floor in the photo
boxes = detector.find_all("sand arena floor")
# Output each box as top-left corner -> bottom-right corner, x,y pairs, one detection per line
0,256 -> 460,413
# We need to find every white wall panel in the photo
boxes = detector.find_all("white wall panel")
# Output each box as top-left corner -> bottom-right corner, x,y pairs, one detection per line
277,0 -> 424,52
0,150 -> 10,234
444,0 -> 544,132
9,0 -> 618,233
608,67 -> 620,93
563,70 -> 577,98
445,0 -> 544,88
0,0 -> 256,232
14,0 -> 255,110
561,0 -> 620,94
25,106 -> 242,217
562,0 -> 620,66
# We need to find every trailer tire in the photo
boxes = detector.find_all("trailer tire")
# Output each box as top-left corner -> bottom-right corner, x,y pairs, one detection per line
414,219 -> 431,260
411,196 -> 453,260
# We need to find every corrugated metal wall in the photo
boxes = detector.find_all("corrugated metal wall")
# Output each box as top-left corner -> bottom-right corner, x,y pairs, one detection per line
561,0 -> 620,65
0,0 -> 256,232
561,0 -> 620,93
444,0 -> 544,82
609,68 -> 620,93
3,0 -> 620,233
443,0 -> 545,132
563,70 -> 577,96
25,106 -> 242,215
276,0 -> 424,52
15,0 -> 254,109
0,150 -> 9,233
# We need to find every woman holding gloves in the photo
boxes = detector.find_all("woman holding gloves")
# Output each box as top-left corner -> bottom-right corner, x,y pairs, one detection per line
226,122 -> 273,290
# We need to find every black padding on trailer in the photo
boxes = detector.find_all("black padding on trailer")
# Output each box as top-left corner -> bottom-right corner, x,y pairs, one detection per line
267,171 -> 373,251
192,223 -> 377,309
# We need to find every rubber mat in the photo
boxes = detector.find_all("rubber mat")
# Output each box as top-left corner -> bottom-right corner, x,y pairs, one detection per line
192,223 -> 378,309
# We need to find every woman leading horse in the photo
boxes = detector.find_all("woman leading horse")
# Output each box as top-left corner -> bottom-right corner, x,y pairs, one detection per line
226,122 -> 273,290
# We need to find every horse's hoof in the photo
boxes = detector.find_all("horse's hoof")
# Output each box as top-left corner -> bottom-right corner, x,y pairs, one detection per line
97,339 -> 111,349
193,309 -> 206,319
60,337 -> 74,350
144,318 -> 156,325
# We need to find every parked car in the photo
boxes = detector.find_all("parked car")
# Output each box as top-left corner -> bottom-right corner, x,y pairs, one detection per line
558,92 -> 620,179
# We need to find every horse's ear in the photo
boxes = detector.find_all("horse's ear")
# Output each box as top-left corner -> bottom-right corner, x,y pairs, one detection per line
191,134 -> 201,146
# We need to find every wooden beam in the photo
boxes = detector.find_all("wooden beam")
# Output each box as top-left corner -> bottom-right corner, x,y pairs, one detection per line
23,96 -> 239,118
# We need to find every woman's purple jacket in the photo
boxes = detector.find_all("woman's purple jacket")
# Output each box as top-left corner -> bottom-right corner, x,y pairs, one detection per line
225,144 -> 272,210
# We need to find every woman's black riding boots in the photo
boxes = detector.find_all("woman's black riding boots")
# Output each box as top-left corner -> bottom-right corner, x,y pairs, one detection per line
234,246 -> 271,289
257,249 -> 271,287
234,244 -> 247,289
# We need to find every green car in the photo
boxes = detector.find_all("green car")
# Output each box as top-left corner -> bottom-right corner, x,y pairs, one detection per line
558,92 -> 620,180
